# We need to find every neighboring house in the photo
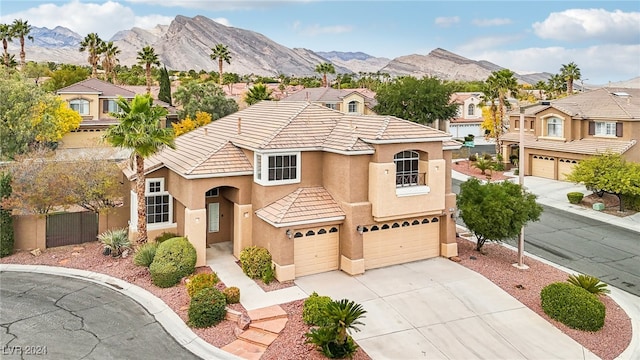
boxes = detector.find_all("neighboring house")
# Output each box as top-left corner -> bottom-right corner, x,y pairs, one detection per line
280,87 -> 377,115
447,92 -> 488,143
124,101 -> 462,281
502,88 -> 639,180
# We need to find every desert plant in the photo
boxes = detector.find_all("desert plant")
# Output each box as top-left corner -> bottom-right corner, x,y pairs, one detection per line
133,242 -> 157,267
567,274 -> 610,295
261,262 -> 275,284
567,192 -> 584,204
540,282 -> 605,331
149,261 -> 180,288
472,155 -> 494,175
149,237 -> 197,288
222,286 -> 240,304
98,228 -> 131,257
483,153 -> 493,160
186,272 -> 220,298
306,299 -> 366,359
468,153 -> 477,162
303,292 -> 333,326
154,232 -> 179,243
188,287 -> 227,328
239,246 -> 272,279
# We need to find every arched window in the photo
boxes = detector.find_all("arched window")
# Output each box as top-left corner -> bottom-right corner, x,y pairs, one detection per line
546,117 -> 563,137
394,150 -> 419,187
412,220 -> 420,225
294,232 -> 303,238
348,100 -> 358,113
381,224 -> 390,230
329,227 -> 338,233
69,99 -> 90,115
402,221 -> 410,227
318,228 -> 327,235
371,225 -> 379,231
422,219 -> 429,224
467,104 -> 475,116
392,223 -> 400,228
305,230 -> 315,236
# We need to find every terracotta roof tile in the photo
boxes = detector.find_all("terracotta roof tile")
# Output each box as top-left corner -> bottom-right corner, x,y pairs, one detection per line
255,187 -> 346,227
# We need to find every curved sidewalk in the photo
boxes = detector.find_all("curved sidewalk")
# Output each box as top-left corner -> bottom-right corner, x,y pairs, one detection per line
0,264 -> 241,360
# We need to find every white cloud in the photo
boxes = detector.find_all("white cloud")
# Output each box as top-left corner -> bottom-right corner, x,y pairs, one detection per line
434,16 -> 460,27
212,18 -> 231,27
472,18 -> 512,27
532,9 -> 640,44
124,0 -> 289,11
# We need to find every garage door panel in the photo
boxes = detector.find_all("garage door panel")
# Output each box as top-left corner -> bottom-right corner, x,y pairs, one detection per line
294,231 -> 339,277
531,155 -> 556,179
364,222 -> 440,270
558,158 -> 578,181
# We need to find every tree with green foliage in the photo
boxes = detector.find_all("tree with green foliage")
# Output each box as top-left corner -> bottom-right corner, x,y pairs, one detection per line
560,62 -> 581,95
79,32 -> 104,78
137,46 -> 160,94
158,65 -> 172,105
100,41 -> 120,83
566,152 -> 640,211
315,62 -> 335,88
22,61 -> 51,85
457,177 -> 543,251
103,94 -> 175,244
42,65 -> 90,92
210,44 -> 231,85
12,19 -> 33,68
547,73 -> 566,98
114,64 -> 146,85
1,23 -> 14,67
480,69 -> 519,154
63,157 -> 123,213
374,76 -> 458,126
173,81 -> 238,120
0,172 -> 13,257
244,83 -> 273,105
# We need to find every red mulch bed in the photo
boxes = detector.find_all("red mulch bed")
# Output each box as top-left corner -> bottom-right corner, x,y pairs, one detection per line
452,159 -> 513,181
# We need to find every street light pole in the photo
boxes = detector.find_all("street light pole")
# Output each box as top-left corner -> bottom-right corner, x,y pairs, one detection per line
514,106 -> 529,270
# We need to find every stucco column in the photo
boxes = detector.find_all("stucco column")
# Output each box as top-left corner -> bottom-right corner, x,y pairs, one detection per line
440,193 -> 458,257
183,207 -> 207,267
233,203 -> 252,259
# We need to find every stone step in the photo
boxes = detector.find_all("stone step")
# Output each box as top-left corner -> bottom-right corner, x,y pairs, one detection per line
250,317 -> 288,334
225,307 -> 242,322
247,304 -> 287,322
238,328 -> 279,347
221,339 -> 266,360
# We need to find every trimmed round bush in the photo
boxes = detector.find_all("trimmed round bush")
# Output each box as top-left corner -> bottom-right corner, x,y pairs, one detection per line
303,292 -> 332,326
540,282 -> 605,331
133,242 -> 158,267
154,232 -> 179,244
239,246 -> 272,279
188,288 -> 227,328
567,192 -> 584,204
223,286 -> 240,304
149,237 -> 197,288
149,261 -> 180,288
186,273 -> 220,298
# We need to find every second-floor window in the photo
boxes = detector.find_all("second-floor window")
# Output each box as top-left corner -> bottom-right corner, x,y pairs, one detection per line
103,99 -> 122,114
394,150 -> 419,187
348,101 -> 358,113
254,152 -> 300,185
325,103 -> 337,110
70,99 -> 89,116
546,117 -> 563,137
467,104 -> 475,116
595,122 -> 616,136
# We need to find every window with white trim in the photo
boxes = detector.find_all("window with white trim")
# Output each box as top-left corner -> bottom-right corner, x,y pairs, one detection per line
595,122 -> 616,136
102,99 -> 122,114
325,103 -> 337,110
70,99 -> 89,115
394,150 -> 420,187
254,152 -> 301,185
145,178 -> 172,225
467,104 -> 475,116
208,202 -> 219,233
546,117 -> 563,137
348,101 -> 358,113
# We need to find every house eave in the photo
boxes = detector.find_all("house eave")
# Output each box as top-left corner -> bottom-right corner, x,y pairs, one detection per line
362,136 -> 453,144
256,214 -> 346,228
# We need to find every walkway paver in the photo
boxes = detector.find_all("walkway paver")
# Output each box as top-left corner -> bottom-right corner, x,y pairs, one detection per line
221,304 -> 288,360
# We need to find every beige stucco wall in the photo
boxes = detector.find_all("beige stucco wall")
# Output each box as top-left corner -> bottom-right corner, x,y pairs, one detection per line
58,93 -> 100,120
12,215 -> 46,251
59,130 -> 108,149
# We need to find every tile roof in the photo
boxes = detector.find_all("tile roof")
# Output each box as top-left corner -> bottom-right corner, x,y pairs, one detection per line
255,187 -> 346,227
56,78 -> 137,98
502,133 -> 637,156
281,87 -> 377,108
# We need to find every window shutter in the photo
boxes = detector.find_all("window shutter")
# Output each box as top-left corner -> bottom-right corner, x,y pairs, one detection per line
103,100 -> 109,113
616,123 -> 623,137
588,121 -> 595,135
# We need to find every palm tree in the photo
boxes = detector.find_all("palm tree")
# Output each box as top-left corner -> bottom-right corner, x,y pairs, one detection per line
11,19 -> 33,68
325,299 -> 366,346
560,62 -> 581,95
547,73 -> 566,98
137,45 -> 160,94
481,69 -> 518,154
79,33 -> 104,78
101,41 -> 120,83
210,44 -> 231,85
315,62 -> 335,87
1,23 -> 14,67
244,83 -> 273,105
102,94 -> 175,244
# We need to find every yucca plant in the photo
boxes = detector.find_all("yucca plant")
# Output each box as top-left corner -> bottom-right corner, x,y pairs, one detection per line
133,242 -> 157,267
98,228 -> 131,257
567,274 -> 610,295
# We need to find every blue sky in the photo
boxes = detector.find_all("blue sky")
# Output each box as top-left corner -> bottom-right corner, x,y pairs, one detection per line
2,0 -> 639,84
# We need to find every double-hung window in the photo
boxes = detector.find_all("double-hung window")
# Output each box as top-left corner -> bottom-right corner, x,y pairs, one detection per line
145,179 -> 171,225
348,101 -> 358,113
102,99 -> 122,114
70,99 -> 90,115
546,117 -> 563,138
254,152 -> 300,185
595,122 -> 616,136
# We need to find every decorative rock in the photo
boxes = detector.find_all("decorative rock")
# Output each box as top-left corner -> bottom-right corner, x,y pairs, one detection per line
449,256 -> 461,263
58,258 -> 69,265
238,314 -> 251,330
470,255 -> 477,260
179,305 -> 189,311
72,247 -> 84,251
515,284 -> 526,290
592,203 -> 605,211
121,249 -> 129,258
30,248 -> 42,256
233,326 -> 244,337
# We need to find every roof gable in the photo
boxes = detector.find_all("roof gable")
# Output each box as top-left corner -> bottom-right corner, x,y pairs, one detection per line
56,78 -> 137,98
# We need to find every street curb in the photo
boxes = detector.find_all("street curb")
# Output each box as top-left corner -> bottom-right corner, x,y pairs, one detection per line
0,264 -> 242,360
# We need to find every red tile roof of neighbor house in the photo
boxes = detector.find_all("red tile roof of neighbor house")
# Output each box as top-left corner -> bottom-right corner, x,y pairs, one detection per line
56,78 -> 137,98
281,87 -> 377,108
501,133 -> 637,155
255,187 -> 346,227
142,101 -> 458,179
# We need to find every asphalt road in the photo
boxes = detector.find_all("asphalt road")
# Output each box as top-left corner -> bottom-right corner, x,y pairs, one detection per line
452,179 -> 640,297
0,272 -> 201,360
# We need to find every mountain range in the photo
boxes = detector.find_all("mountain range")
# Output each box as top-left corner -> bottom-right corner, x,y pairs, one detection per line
3,14 -> 577,84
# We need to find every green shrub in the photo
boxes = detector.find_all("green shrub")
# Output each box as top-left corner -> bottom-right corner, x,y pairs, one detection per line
186,273 -> 220,298
567,274 -> 610,295
540,282 -> 605,331
239,246 -> 272,279
133,242 -> 157,267
621,194 -> 640,211
305,299 -> 366,359
261,262 -> 275,284
223,286 -> 240,304
149,237 -> 197,288
188,287 -> 227,328
493,162 -> 505,171
303,292 -> 333,326
567,192 -> 584,204
98,228 -> 131,257
149,261 -> 180,288
0,172 -> 13,258
483,153 -> 493,160
154,232 -> 179,244
468,154 -> 477,161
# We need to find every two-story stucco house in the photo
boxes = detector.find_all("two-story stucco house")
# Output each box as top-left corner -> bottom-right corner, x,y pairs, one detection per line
280,87 -> 377,115
447,92 -> 487,143
502,88 -> 639,180
125,101 -> 461,281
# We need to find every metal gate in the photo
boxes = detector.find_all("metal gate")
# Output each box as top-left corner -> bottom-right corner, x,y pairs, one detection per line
46,212 -> 98,248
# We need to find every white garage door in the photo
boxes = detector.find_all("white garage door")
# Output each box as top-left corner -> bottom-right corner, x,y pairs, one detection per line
363,218 -> 440,270
558,158 -> 578,181
531,155 -> 556,179
294,226 -> 339,277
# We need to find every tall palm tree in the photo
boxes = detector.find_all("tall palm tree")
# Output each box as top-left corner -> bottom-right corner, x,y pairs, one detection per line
481,69 -> 518,154
210,44 -> 231,85
137,45 -> 160,94
102,94 -> 175,244
560,62 -> 581,95
547,73 -> 566,98
79,32 -> 104,78
244,83 -> 273,105
315,62 -> 335,87
100,41 -> 120,83
1,23 -> 14,67
11,19 -> 33,68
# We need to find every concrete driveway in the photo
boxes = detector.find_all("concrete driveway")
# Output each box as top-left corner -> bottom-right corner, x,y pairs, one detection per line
294,257 -> 598,360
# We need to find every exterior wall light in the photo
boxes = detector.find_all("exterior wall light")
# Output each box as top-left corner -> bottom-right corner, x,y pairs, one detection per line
286,229 -> 293,239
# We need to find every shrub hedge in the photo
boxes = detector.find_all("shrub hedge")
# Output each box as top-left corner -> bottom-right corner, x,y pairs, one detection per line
223,286 -> 240,304
567,192 -> 584,204
149,237 -> 197,288
540,282 -> 605,332
188,287 -> 227,328
186,273 -> 220,298
239,246 -> 273,280
303,292 -> 333,326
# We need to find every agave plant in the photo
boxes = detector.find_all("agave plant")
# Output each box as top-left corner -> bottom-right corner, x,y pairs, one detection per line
98,228 -> 131,257
567,274 -> 610,295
